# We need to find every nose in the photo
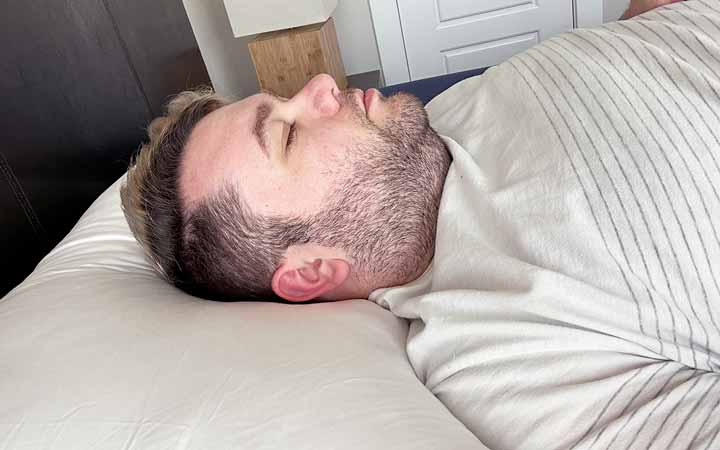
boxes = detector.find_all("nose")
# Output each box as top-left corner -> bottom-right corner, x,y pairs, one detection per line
291,73 -> 340,118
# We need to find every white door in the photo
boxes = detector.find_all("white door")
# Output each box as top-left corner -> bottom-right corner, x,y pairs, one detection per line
375,0 -> 575,83
400,0 -> 574,80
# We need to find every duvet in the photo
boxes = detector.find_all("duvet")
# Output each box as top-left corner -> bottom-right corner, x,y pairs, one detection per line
370,1 -> 720,449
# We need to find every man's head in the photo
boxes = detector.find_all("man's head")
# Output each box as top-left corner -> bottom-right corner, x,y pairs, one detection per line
121,74 -> 450,303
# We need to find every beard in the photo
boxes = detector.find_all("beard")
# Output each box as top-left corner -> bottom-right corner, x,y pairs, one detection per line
307,90 -> 452,290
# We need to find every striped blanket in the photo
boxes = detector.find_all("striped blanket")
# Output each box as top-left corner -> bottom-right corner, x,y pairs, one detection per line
370,1 -> 720,449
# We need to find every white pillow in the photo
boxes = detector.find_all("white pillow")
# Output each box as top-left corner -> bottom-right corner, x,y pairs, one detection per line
0,176 -> 485,450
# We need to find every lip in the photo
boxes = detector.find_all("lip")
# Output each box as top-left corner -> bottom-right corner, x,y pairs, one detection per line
363,88 -> 377,114
350,89 -> 366,114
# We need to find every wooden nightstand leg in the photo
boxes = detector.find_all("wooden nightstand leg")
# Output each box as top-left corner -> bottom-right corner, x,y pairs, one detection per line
249,17 -> 347,99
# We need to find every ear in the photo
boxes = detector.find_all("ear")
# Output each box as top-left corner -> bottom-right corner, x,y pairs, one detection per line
271,258 -> 350,302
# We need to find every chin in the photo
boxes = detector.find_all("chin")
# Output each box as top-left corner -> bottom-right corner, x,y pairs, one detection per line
378,92 -> 431,146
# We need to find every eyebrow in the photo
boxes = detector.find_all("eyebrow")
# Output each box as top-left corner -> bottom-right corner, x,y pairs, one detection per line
253,102 -> 272,157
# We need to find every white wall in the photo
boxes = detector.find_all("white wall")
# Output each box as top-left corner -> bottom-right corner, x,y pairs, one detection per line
183,0 -> 380,100
333,0 -> 381,76
182,0 -> 259,100
604,0 -> 631,22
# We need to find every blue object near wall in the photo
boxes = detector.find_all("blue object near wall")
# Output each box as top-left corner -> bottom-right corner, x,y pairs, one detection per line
379,67 -> 489,105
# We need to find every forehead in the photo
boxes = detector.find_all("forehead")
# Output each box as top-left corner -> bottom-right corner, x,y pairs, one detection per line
178,94 -> 265,210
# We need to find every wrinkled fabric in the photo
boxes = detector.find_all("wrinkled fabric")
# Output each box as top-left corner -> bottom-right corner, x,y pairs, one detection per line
371,2 -> 720,449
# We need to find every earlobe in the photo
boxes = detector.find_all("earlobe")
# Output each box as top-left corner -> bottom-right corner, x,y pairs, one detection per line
271,258 -> 350,302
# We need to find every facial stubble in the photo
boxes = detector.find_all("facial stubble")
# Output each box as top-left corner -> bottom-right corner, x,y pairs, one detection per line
308,91 -> 452,289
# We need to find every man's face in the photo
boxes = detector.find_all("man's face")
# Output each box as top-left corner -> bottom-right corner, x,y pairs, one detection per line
180,73 -> 450,293
181,74 -> 420,217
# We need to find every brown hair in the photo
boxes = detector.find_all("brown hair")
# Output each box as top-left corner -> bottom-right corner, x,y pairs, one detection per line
120,89 -> 216,286
121,88 -> 219,268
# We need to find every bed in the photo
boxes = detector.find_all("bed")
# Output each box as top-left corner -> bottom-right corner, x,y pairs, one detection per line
4,2 -> 720,448
0,71 -> 487,449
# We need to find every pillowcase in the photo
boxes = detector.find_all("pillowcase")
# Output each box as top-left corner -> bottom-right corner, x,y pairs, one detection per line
0,176 -> 485,450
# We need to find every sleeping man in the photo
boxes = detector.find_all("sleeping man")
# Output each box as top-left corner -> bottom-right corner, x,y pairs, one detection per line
121,0 -> 720,449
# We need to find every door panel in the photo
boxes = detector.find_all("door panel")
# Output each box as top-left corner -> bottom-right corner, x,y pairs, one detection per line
438,0 -> 533,22
397,0 -> 573,80
443,31 -> 538,74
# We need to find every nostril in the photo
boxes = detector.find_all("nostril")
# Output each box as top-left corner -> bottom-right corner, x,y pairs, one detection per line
313,93 -> 340,116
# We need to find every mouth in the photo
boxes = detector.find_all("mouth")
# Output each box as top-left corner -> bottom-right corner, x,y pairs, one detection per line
346,88 -> 381,116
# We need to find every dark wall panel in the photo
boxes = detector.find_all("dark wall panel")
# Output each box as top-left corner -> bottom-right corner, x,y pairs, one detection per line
105,0 -> 211,117
0,155 -> 46,292
0,0 -> 210,296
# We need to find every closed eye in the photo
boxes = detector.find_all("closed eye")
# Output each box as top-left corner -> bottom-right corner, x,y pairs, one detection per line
285,122 -> 296,151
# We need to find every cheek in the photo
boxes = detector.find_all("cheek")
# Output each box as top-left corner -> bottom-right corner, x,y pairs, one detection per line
242,151 -> 348,218
302,129 -> 360,175
245,171 -> 336,217
305,154 -> 347,181
246,124 -> 369,216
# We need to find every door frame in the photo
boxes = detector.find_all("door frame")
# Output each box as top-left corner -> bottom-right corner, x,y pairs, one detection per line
574,0 -> 604,28
368,0 -> 604,86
